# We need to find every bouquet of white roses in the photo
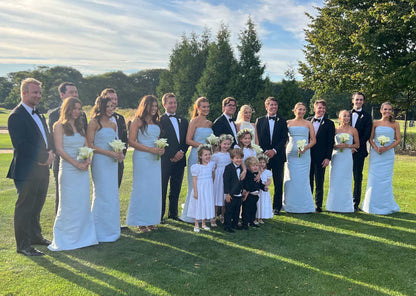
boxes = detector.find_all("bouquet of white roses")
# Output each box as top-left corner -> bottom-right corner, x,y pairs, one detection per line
296,139 -> 307,158
154,138 -> 169,160
206,134 -> 219,146
377,135 -> 390,155
338,133 -> 350,152
108,139 -> 126,161
77,147 -> 94,161
252,143 -> 263,154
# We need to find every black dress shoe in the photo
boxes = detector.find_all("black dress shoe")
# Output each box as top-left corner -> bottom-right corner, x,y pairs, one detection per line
17,247 -> 44,256
242,224 -> 249,230
224,227 -> 235,233
315,207 -> 322,213
273,209 -> 280,215
250,223 -> 260,228
32,238 -> 51,246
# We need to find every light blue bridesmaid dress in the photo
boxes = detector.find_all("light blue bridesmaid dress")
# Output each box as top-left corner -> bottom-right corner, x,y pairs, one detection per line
49,133 -> 98,251
326,133 -> 354,212
126,124 -> 162,226
282,126 -> 315,213
91,128 -> 120,242
180,127 -> 213,223
362,126 -> 400,215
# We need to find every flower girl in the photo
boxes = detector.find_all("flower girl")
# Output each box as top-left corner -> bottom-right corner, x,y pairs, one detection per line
187,144 -> 216,232
235,128 -> 257,161
256,154 -> 274,224
211,134 -> 233,224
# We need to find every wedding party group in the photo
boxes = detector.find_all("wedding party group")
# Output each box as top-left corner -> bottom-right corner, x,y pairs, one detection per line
7,78 -> 401,256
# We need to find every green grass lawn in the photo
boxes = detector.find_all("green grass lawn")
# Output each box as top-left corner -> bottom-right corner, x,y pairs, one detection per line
0,152 -> 415,295
0,108 -> 11,126
0,133 -> 12,149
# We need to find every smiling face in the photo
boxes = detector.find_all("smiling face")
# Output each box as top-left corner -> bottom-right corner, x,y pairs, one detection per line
240,133 -> 252,148
380,103 -> 393,118
339,110 -> 350,125
61,85 -> 78,100
219,139 -> 231,153
71,102 -> 82,120
294,104 -> 306,118
22,83 -> 42,108
248,163 -> 259,173
265,100 -> 278,116
164,96 -> 177,115
352,93 -> 364,110
243,106 -> 252,122
149,101 -> 159,116
231,155 -> 243,167
106,92 -> 118,108
198,101 -> 210,117
314,103 -> 326,118
105,101 -> 115,117
259,159 -> 267,170
200,149 -> 212,164
223,100 -> 237,117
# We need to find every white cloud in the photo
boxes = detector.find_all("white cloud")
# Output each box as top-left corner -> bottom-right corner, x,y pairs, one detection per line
0,0 -> 322,80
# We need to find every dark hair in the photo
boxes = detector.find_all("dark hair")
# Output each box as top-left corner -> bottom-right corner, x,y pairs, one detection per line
54,97 -> 85,136
135,95 -> 160,133
91,95 -> 112,130
314,99 -> 327,107
222,97 -> 236,107
352,91 -> 365,101
265,97 -> 278,106
100,88 -> 116,97
58,82 -> 76,95
197,144 -> 212,164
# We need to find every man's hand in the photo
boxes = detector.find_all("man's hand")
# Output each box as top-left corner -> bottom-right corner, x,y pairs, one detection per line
321,158 -> 330,168
265,149 -> 276,159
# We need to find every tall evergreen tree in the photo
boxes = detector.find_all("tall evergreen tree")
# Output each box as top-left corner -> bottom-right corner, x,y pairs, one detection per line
196,24 -> 237,119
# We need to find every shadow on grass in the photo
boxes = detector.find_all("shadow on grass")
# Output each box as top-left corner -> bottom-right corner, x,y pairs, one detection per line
31,218 -> 414,295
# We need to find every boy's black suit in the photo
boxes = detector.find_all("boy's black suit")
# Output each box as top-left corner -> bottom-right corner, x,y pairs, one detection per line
223,163 -> 243,229
255,115 -> 288,212
212,114 -> 237,146
307,116 -> 335,210
160,113 -> 189,219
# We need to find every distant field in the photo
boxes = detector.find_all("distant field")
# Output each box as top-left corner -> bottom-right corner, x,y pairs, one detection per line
0,134 -> 12,149
0,108 -> 10,126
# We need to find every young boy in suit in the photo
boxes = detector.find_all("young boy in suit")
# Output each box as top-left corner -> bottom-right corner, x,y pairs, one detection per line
241,156 -> 267,229
223,148 -> 245,232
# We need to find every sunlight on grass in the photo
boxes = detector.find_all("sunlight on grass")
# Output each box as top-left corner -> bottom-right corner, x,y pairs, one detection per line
162,224 -> 407,296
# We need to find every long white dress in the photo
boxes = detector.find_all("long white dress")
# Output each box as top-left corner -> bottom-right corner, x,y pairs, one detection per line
256,169 -> 274,219
48,133 -> 98,251
326,133 -> 354,213
180,127 -> 213,223
126,124 -> 162,226
187,162 -> 216,220
91,128 -> 120,242
211,152 -> 231,207
362,126 -> 400,215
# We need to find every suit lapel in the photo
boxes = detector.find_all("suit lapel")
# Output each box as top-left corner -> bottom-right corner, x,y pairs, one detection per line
20,105 -> 48,148
163,114 -> 179,144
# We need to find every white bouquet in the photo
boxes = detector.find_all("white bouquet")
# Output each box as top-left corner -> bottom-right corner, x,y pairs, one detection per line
338,133 -> 350,152
154,138 -> 169,160
206,134 -> 219,146
377,135 -> 390,155
252,144 -> 263,154
296,139 -> 307,158
77,147 -> 94,161
108,139 -> 126,161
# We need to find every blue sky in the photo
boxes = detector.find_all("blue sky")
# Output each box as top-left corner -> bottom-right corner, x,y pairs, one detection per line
0,0 -> 323,81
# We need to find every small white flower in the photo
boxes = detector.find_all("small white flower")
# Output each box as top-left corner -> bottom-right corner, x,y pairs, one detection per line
296,139 -> 307,157
206,134 -> 219,145
154,138 -> 169,160
77,146 -> 94,161
252,144 -> 263,154
108,139 -> 126,153
377,135 -> 390,146
338,133 -> 350,152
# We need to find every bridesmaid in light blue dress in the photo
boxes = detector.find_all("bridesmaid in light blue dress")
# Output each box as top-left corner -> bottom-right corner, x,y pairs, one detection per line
126,95 -> 164,232
49,97 -> 98,251
180,97 -> 213,223
283,102 -> 316,213
363,102 -> 401,215
88,96 -> 124,242
326,110 -> 359,213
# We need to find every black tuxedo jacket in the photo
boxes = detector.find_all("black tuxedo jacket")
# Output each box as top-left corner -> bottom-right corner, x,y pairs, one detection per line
160,113 -> 189,167
307,116 -> 335,163
7,104 -> 53,181
223,163 -> 243,196
241,170 -> 266,192
255,115 -> 288,164
350,109 -> 372,158
212,114 -> 237,146
113,112 -> 128,154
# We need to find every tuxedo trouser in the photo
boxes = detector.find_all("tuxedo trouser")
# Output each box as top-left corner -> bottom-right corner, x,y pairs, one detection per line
161,161 -> 185,219
53,157 -> 59,214
309,161 -> 326,208
118,161 -> 124,188
242,194 -> 259,226
224,195 -> 242,229
270,161 -> 284,211
352,154 -> 366,208
14,167 -> 49,251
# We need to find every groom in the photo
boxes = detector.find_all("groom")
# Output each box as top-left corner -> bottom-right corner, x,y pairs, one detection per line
160,93 -> 189,221
7,78 -> 55,256
212,97 -> 238,146
255,97 -> 288,214
350,92 -> 372,211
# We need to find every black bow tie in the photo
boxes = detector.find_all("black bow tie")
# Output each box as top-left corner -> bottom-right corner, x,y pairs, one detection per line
235,165 -> 242,170
168,114 -> 176,118
352,109 -> 362,116
313,118 -> 321,123
269,116 -> 276,121
32,109 -> 40,116
228,118 -> 235,122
